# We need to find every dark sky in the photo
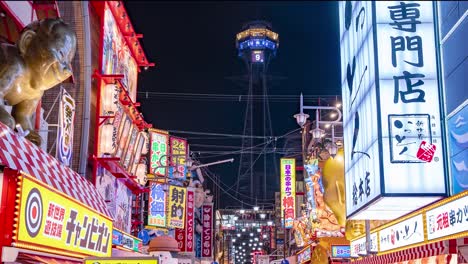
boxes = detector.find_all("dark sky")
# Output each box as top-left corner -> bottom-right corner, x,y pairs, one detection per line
125,1 -> 341,208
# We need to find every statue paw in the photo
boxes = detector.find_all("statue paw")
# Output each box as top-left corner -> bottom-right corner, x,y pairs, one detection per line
25,131 -> 42,146
0,112 -> 16,129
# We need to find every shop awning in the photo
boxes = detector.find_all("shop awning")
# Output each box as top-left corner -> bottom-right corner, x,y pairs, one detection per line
0,122 -> 113,219
351,239 -> 462,264
2,246 -> 82,264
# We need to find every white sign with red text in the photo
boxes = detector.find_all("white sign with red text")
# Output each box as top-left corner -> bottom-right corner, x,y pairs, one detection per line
426,195 -> 468,241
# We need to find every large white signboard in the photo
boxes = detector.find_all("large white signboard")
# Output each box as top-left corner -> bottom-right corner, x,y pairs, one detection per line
340,1 -> 446,219
426,195 -> 468,241
379,214 -> 425,252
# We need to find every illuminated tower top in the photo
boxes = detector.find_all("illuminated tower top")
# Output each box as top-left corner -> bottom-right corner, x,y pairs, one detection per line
235,21 -> 279,63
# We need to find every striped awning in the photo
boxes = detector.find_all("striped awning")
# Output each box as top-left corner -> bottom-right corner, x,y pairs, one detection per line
351,240 -> 452,264
0,122 -> 113,219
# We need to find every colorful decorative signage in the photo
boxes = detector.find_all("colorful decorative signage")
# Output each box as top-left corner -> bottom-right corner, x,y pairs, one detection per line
331,245 -> 351,258
297,245 -> 311,264
17,176 -> 112,257
280,158 -> 296,228
56,88 -> 75,167
148,181 -> 167,227
447,102 -> 468,195
339,1 -> 446,219
84,258 -> 158,264
149,129 -> 169,177
426,194 -> 468,241
186,189 -> 195,252
201,204 -> 213,258
169,136 -> 188,180
168,185 -> 187,229
378,214 -> 424,252
112,228 -> 142,253
102,2 -> 138,101
350,233 -> 377,258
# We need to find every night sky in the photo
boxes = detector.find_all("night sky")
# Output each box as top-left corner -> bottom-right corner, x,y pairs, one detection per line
125,1 -> 342,208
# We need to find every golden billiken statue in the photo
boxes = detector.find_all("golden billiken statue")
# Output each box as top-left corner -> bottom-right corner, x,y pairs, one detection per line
0,18 -> 77,146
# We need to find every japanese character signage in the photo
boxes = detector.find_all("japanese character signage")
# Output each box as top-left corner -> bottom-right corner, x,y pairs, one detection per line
340,1 -> 446,219
175,190 -> 195,252
84,258 -> 158,264
168,185 -> 187,229
331,245 -> 351,258
186,189 -> 195,252
280,158 -> 296,228
16,176 -> 112,257
350,233 -> 377,258
112,228 -> 142,253
201,204 -> 213,258
149,129 -> 169,177
169,136 -> 188,180
148,181 -> 167,227
426,194 -> 468,241
57,88 -> 75,167
378,214 -> 424,252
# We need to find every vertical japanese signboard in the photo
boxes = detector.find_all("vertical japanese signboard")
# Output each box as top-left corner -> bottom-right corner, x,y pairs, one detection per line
201,204 -> 213,258
339,1 -> 446,219
149,129 -> 169,177
57,89 -> 75,167
148,181 -> 167,227
175,189 -> 194,252
280,158 -> 296,228
168,185 -> 186,229
169,136 -> 188,180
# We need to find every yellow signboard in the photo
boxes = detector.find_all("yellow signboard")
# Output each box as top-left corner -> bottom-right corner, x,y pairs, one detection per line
280,158 -> 296,229
84,258 -> 158,264
167,185 -> 186,229
16,176 -> 113,257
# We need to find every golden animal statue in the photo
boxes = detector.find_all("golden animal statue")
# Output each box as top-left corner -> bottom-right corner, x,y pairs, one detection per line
311,241 -> 330,264
0,18 -> 76,146
321,148 -> 346,226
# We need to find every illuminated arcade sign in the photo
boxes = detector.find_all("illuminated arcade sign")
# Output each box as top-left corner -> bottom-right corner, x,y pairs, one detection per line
280,158 -> 296,229
168,185 -> 187,229
148,181 -> 167,227
149,129 -> 169,177
16,176 -> 112,257
426,194 -> 468,241
112,228 -> 142,252
331,245 -> 351,258
339,1 -> 446,220
84,258 -> 158,264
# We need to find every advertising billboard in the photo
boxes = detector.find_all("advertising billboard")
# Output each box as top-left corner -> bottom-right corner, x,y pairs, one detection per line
56,88 -> 75,166
339,1 -> 446,220
16,176 -> 112,257
280,158 -> 296,228
201,204 -> 213,258
169,136 -> 188,180
149,129 -> 169,177
148,181 -> 167,227
168,185 -> 187,229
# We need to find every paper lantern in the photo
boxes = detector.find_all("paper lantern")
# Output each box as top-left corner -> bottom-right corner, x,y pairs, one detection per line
135,163 -> 148,186
99,124 -> 114,155
141,131 -> 149,155
101,84 -> 119,113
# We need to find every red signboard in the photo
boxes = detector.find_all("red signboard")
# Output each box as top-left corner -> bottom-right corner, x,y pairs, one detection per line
175,189 -> 194,252
186,190 -> 195,252
202,204 -> 213,258
175,227 -> 186,252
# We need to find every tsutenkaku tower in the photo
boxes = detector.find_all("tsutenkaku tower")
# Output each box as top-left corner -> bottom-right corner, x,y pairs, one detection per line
235,21 -> 279,205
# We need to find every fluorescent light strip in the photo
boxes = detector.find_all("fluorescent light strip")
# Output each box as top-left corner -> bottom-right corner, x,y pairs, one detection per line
441,9 -> 468,45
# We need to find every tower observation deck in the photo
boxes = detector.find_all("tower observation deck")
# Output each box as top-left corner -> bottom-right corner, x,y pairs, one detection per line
234,21 -> 279,206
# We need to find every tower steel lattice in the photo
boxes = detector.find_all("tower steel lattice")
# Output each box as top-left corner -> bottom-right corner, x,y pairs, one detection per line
234,21 -> 279,205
